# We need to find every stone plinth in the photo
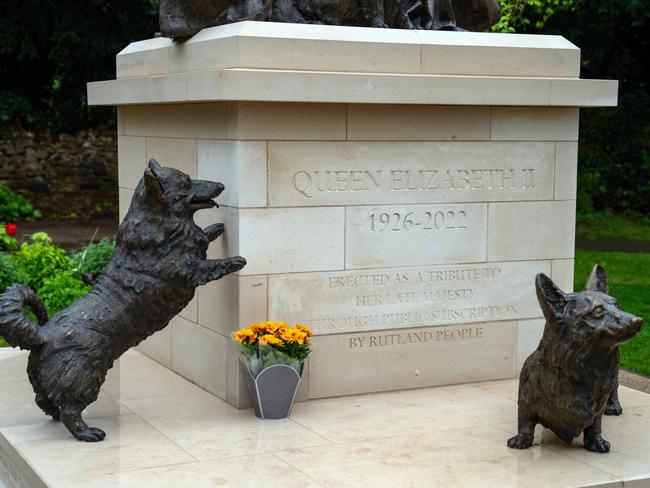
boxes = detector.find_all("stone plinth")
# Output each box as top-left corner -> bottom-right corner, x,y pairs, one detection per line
88,21 -> 618,407
3,349 -> 650,488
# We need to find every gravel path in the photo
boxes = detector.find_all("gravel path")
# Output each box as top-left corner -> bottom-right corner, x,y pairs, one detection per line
620,369 -> 650,393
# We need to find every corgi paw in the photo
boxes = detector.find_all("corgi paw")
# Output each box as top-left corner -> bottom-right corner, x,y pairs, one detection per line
605,401 -> 623,416
507,434 -> 534,449
584,436 -> 610,453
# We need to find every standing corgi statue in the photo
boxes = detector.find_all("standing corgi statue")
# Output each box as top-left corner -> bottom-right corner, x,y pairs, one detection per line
508,265 -> 643,453
0,160 -> 246,441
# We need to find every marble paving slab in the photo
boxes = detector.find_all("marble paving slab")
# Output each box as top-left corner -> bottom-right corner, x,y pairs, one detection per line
1,348 -> 649,488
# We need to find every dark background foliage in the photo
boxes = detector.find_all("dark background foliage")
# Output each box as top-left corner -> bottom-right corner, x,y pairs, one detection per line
520,0 -> 650,216
0,0 -> 648,215
0,0 -> 159,133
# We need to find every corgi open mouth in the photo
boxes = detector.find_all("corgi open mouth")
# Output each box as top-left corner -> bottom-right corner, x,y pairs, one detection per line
189,180 -> 224,211
189,196 -> 218,210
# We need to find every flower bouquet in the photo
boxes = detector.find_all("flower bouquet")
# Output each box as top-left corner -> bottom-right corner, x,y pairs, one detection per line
233,322 -> 312,419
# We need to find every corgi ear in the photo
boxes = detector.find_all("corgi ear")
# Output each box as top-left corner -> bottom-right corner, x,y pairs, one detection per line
536,273 -> 566,319
143,159 -> 165,200
586,264 -> 609,294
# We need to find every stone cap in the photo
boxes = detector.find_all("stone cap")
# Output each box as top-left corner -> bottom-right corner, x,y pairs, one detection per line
116,21 -> 581,79
87,21 -> 618,107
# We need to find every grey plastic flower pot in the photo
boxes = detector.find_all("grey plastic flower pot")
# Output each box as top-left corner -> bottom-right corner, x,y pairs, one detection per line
244,362 -> 304,419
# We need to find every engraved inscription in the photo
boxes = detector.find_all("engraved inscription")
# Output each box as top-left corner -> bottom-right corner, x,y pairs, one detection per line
369,209 -> 467,232
309,321 -> 517,397
269,141 -> 555,206
346,203 -> 486,268
348,326 -> 484,349
268,261 -> 549,335
293,168 -> 537,199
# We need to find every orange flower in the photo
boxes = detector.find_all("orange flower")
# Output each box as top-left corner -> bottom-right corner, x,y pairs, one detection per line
282,328 -> 307,345
233,328 -> 257,344
264,322 -> 285,334
295,324 -> 313,337
250,323 -> 267,334
259,334 -> 283,347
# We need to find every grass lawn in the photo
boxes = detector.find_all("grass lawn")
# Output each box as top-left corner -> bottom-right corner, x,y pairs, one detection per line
577,213 -> 650,242
575,250 -> 650,377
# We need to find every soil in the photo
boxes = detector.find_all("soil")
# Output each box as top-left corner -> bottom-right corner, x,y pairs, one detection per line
576,238 -> 650,253
16,218 -> 118,250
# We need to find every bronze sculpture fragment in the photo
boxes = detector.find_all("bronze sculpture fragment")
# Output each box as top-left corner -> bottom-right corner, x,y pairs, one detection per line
159,0 -> 501,38
0,160 -> 246,441
507,266 -> 643,453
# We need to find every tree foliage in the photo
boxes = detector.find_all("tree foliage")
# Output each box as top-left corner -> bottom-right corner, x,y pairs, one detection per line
0,0 -> 159,132
495,0 -> 650,215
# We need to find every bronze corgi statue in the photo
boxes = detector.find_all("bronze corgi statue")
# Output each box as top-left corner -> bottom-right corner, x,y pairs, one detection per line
159,0 -> 501,38
0,160 -> 246,441
508,265 -> 643,453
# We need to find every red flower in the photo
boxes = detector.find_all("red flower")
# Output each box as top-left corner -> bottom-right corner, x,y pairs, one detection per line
5,223 -> 17,236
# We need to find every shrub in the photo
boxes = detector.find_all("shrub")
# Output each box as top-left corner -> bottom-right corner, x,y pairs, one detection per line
12,232 -> 75,291
0,184 -> 40,222
0,252 -> 27,294
0,226 -> 18,253
37,271 -> 91,316
72,238 -> 115,277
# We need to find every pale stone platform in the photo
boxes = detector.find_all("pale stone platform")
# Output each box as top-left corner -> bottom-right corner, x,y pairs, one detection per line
1,348 -> 650,488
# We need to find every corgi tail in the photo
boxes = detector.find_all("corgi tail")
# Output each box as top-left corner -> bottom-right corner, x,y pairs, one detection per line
0,284 -> 48,350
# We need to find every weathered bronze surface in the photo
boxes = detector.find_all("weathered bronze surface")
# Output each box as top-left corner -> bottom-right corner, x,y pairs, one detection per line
0,160 -> 246,442
508,266 -> 643,453
159,0 -> 501,38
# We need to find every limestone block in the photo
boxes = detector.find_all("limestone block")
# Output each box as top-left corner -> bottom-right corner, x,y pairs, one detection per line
226,340 -> 252,408
118,188 -> 134,223
118,136 -> 146,190
196,274 -> 268,336
308,322 -> 517,397
269,260 -> 548,335
417,30 -> 580,78
226,102 -> 346,140
117,36 -> 175,78
89,71 -> 618,107
491,108 -> 580,141
346,203 -> 487,269
517,319 -> 546,374
115,22 -> 582,78
179,294 -> 198,324
240,207 -> 345,275
194,206 -> 240,261
550,78 -> 620,106
347,105 -> 491,141
122,105 -> 172,137
117,107 -> 126,135
555,142 -> 579,200
168,103 -> 226,139
145,137 -> 197,179
197,140 -> 267,208
197,275 -> 238,337
487,200 -> 576,261
552,258 -> 575,293
171,317 -> 228,398
135,325 -> 172,368
269,141 -> 554,207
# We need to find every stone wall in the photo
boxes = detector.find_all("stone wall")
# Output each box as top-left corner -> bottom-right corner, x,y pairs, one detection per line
0,130 -> 118,219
